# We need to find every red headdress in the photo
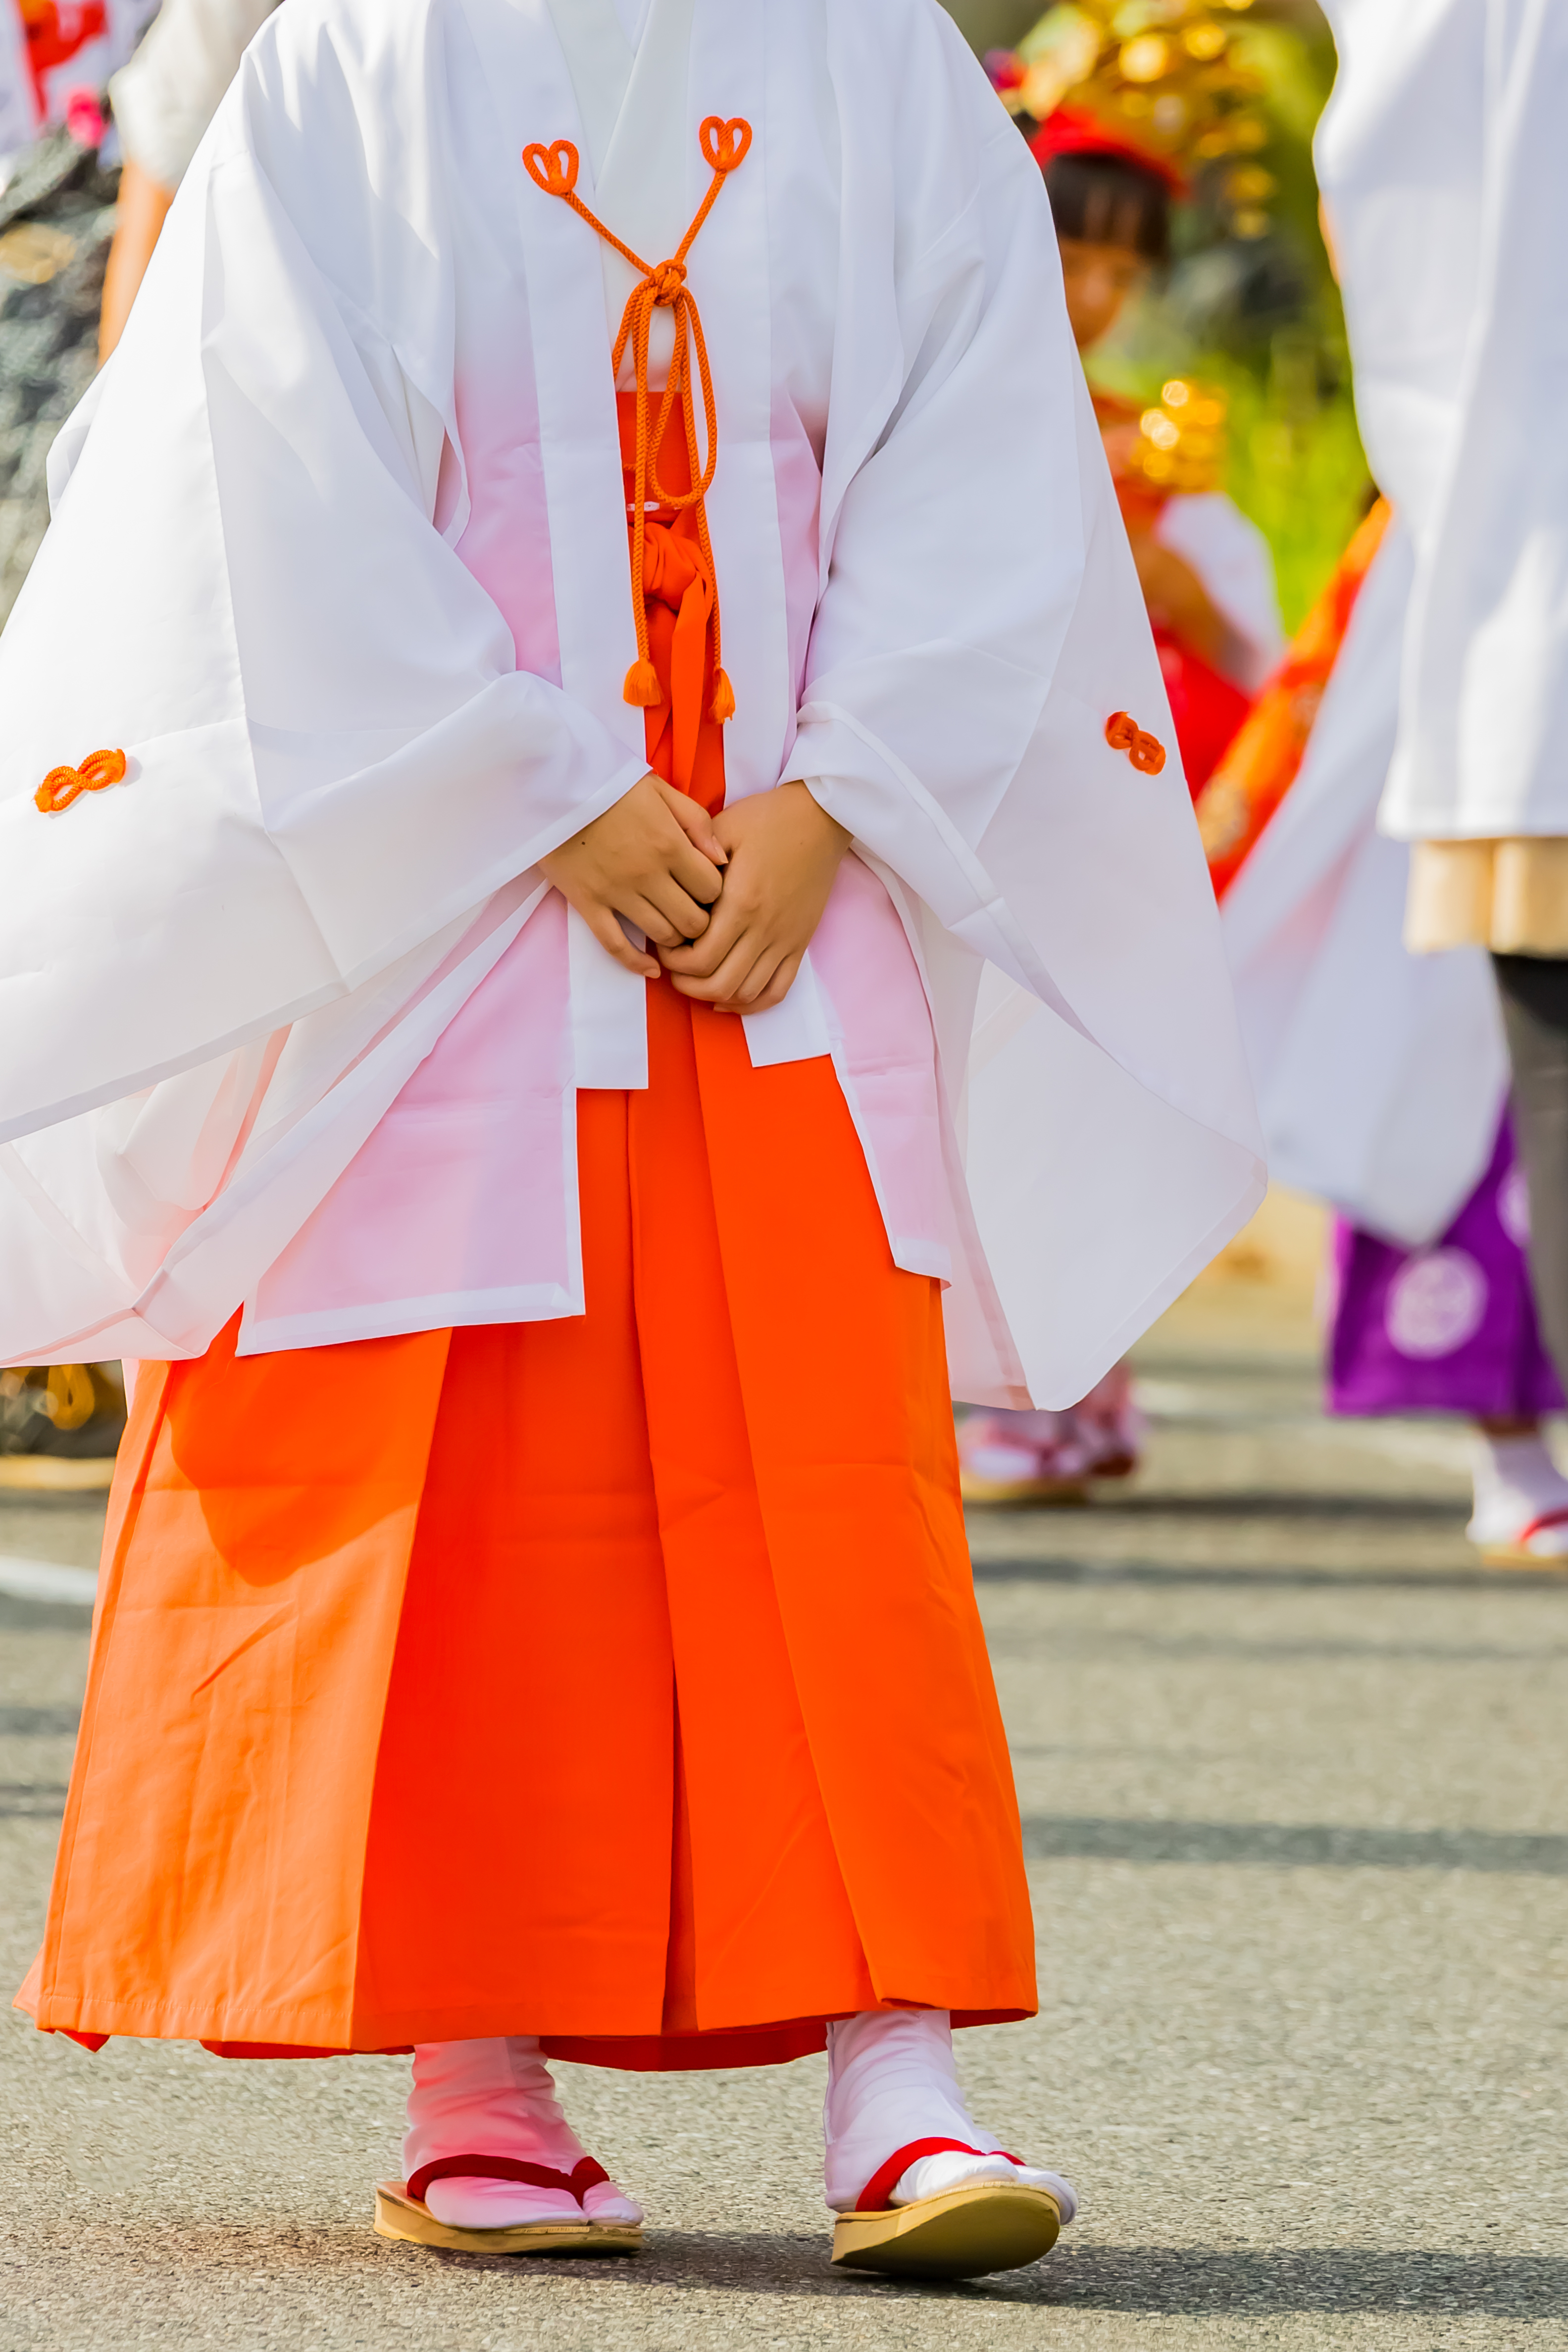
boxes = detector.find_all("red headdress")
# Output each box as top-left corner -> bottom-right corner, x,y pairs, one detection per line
1029,104 -> 1188,197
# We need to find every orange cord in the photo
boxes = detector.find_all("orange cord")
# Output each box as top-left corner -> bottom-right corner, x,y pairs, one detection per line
35,746 -> 127,813
522,117 -> 751,722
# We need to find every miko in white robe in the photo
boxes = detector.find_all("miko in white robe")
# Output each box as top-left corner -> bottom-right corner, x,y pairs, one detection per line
3,0 -> 1262,2271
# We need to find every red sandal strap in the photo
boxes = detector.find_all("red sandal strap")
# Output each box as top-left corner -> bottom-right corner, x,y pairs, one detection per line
405,2154 -> 609,2206
854,2138 -> 1024,2214
1516,1506 -> 1568,1546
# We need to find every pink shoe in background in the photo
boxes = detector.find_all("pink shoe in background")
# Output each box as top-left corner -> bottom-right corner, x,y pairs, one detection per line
958,1408 -> 1092,1505
1070,1360 -> 1146,1481
958,1361 -> 1146,1505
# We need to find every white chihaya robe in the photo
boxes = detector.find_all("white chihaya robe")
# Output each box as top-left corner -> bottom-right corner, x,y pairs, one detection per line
1219,518 -> 1508,1248
0,0 -> 1263,1408
1317,0 -> 1568,842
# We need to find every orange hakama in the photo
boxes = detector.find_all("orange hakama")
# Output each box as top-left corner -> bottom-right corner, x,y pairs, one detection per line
17,396 -> 1036,2070
1194,496 -> 1393,899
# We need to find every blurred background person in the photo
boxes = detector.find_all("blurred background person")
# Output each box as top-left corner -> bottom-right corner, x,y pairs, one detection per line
0,0 -> 157,184
1321,0 -> 1568,1445
1200,496 -> 1568,1565
0,0 -> 148,618
961,0 -> 1283,1504
99,0 -> 274,355
1199,0 -> 1568,1565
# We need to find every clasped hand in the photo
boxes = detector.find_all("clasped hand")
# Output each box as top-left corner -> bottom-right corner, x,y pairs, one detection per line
540,775 -> 850,1014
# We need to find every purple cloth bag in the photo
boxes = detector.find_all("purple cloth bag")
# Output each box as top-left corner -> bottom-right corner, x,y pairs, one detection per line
1325,1120 -> 1563,1418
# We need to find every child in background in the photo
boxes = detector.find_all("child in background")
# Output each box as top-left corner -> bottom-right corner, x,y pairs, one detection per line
961,19 -> 1282,1506
1045,137 -> 1282,795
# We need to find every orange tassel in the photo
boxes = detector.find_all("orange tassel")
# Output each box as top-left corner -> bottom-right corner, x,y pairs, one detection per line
624,658 -> 663,708
708,669 -> 735,725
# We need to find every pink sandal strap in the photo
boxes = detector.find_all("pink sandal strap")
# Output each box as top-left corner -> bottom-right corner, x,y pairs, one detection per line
1516,1506 -> 1568,1546
405,2153 -> 608,2206
854,2137 -> 1024,2213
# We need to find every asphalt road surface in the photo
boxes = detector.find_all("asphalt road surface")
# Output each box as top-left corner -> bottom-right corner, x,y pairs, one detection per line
3,1280 -> 1565,2350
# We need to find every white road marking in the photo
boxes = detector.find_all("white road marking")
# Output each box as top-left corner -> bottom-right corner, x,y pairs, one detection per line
1133,1379 -> 1480,1475
0,1554 -> 98,1603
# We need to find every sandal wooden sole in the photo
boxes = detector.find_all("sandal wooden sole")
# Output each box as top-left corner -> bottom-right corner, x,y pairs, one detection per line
0,1455 -> 116,1490
373,2180 -> 642,2256
1480,1546 -> 1568,1570
959,1470 -> 1088,1507
831,2181 -> 1062,2279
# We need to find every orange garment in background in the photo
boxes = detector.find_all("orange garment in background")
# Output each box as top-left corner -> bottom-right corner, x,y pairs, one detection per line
18,395 -> 1036,2065
1195,496 -> 1392,899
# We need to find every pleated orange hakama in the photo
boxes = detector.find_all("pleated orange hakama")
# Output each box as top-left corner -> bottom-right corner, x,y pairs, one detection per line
17,396 -> 1036,2067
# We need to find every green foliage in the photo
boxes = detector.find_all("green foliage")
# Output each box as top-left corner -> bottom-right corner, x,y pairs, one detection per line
1205,361 -> 1369,631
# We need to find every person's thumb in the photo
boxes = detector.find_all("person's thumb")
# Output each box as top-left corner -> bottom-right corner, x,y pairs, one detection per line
655,778 -> 727,866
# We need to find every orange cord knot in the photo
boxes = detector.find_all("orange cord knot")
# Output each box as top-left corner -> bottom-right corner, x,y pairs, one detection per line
523,118 -> 752,726
1105,710 -> 1167,775
34,746 -> 127,813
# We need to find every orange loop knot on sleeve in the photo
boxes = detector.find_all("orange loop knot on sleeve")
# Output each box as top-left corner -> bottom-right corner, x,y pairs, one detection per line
35,746 -> 127,814
523,115 -> 752,726
1105,710 -> 1166,775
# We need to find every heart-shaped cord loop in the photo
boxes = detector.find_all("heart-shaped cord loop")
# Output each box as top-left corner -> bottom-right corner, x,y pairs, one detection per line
521,139 -> 579,199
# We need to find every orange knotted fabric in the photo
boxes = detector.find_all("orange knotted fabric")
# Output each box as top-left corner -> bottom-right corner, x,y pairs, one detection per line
35,747 -> 126,813
619,389 -> 725,809
522,117 -> 750,728
1104,710 -> 1166,775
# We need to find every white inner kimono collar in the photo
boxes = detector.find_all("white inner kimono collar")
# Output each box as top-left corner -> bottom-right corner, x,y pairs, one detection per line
544,0 -> 697,369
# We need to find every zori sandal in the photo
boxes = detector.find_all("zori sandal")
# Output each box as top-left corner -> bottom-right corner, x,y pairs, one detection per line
831,2137 -> 1072,2280
374,2155 -> 643,2256
1479,1506 -> 1568,1568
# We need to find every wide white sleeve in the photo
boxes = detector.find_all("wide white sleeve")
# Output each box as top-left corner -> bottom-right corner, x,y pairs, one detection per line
0,15 -> 644,1148
782,30 -> 1264,1403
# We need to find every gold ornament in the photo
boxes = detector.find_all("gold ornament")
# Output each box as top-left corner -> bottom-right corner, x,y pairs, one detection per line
1124,378 -> 1229,494
996,0 -> 1271,232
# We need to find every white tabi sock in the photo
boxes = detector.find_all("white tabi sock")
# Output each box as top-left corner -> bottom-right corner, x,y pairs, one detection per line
404,2037 -> 642,2227
1468,1432 -> 1568,1554
821,2009 -> 1076,2219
